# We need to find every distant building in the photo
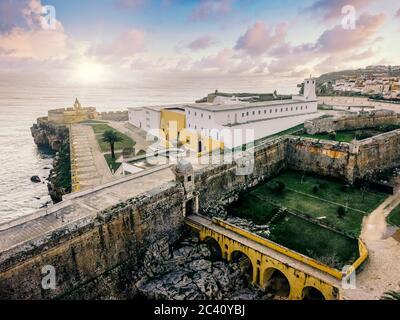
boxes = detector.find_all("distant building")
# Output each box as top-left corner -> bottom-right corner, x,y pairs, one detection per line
48,99 -> 98,124
128,78 -> 319,154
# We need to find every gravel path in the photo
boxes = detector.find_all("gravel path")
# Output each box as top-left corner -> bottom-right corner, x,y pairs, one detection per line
343,193 -> 400,300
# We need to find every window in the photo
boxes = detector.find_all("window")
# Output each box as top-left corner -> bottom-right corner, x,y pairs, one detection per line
275,109 -> 277,113
246,112 -> 249,116
195,125 -> 197,129
296,106 -> 298,110
286,108 -> 288,111
242,113 -> 245,117
270,109 -> 272,113
252,111 -> 255,115
264,110 -> 266,114
189,124 -> 191,128
209,115 -> 211,120
187,176 -> 192,182
195,112 -> 197,116
258,110 -> 261,115
301,106 -> 303,110
201,113 -> 203,118
291,107 -> 293,111
280,108 -> 283,112
188,111 -> 190,115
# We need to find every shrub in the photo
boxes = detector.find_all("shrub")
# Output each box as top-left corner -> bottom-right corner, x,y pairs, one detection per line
269,181 -> 286,195
337,206 -> 346,218
312,186 -> 319,194
319,182 -> 328,189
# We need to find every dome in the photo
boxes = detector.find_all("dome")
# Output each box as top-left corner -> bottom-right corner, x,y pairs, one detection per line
175,160 -> 193,174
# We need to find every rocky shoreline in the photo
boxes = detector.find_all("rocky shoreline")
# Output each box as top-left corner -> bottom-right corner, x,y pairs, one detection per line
31,118 -> 71,203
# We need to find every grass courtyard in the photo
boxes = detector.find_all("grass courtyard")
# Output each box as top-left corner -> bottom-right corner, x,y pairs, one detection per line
296,125 -> 400,143
387,205 -> 400,227
226,170 -> 388,268
88,123 -> 136,153
86,123 -> 135,173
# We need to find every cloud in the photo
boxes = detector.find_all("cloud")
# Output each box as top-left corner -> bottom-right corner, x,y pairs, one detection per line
187,35 -> 216,50
115,0 -> 147,10
316,13 -> 386,53
88,30 -> 145,58
234,21 -> 288,56
190,0 -> 232,21
0,27 -> 68,60
303,0 -> 376,21
0,0 -> 68,61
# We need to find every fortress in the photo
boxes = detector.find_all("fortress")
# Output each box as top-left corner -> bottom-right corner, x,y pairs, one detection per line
3,108 -> 400,300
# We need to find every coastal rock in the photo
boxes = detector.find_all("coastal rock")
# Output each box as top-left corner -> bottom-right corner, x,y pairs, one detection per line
30,176 -> 41,183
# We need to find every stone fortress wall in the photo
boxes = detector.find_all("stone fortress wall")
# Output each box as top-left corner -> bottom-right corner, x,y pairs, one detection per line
99,111 -> 128,122
4,113 -> 400,299
304,110 -> 400,135
0,183 -> 185,299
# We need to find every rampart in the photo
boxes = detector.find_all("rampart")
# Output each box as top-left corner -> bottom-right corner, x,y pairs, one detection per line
100,111 -> 128,121
304,110 -> 400,135
0,182 -> 185,299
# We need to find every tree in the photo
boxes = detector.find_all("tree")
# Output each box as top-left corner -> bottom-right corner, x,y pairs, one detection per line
102,130 -> 123,159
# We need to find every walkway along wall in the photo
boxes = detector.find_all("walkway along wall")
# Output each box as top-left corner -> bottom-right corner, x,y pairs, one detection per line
0,182 -> 185,299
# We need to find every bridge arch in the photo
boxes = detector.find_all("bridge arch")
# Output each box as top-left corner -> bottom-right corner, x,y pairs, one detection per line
302,286 -> 326,300
230,250 -> 254,285
203,236 -> 222,261
263,267 -> 291,298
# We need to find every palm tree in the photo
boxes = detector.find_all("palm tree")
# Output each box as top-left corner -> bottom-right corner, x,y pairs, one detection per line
381,291 -> 400,300
102,130 -> 123,159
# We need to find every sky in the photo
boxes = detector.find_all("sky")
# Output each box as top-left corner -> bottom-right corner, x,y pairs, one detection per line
0,0 -> 399,85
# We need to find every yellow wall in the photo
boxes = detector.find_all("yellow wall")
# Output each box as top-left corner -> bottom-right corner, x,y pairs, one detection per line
198,220 -> 342,300
160,109 -> 186,143
189,217 -> 369,300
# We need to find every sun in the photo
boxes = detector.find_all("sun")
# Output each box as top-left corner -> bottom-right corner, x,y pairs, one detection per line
74,62 -> 106,83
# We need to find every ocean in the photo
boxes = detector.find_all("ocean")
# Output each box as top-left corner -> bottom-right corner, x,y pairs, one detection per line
0,73 -> 298,223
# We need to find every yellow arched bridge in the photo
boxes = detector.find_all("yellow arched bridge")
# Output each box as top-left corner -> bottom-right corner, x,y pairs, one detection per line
185,215 -> 368,300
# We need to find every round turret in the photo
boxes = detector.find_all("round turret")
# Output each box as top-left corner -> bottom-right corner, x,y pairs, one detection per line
175,160 -> 193,174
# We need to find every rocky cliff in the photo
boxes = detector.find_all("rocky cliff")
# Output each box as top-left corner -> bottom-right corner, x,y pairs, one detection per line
31,118 -> 71,202
30,117 -> 68,151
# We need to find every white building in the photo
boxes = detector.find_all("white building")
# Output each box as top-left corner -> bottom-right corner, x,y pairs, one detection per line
128,78 -> 319,152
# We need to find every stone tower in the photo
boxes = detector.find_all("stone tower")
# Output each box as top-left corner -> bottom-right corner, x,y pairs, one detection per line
174,159 -> 194,195
303,78 -> 317,101
74,98 -> 82,110
173,159 -> 198,216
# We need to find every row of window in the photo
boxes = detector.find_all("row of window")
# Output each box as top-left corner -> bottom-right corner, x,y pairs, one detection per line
240,105 -> 308,118
188,110 -> 212,120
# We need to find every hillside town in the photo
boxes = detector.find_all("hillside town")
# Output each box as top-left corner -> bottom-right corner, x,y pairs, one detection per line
319,66 -> 400,100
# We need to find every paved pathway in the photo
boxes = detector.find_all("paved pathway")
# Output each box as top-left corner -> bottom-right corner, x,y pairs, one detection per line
343,193 -> 400,300
71,124 -> 115,191
0,165 -> 175,256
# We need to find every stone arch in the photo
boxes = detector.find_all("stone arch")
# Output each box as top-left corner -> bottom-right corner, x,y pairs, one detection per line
263,268 -> 291,298
302,286 -> 326,300
230,250 -> 254,285
203,237 -> 222,262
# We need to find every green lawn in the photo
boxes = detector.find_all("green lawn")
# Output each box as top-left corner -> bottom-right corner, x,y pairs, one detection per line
104,153 -> 122,173
387,205 -> 400,227
88,123 -> 136,152
247,171 -> 387,236
296,125 -> 400,143
225,170 -> 388,268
